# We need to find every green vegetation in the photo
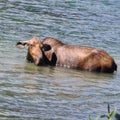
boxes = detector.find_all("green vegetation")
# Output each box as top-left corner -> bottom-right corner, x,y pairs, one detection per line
89,104 -> 117,120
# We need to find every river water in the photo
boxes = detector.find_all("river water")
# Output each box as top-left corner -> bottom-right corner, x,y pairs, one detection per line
0,0 -> 120,120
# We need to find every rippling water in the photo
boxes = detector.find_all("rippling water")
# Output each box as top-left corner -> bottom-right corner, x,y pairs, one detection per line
0,0 -> 120,120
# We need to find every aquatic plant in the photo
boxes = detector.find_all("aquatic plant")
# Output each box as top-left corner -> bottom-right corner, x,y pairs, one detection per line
88,104 -> 118,120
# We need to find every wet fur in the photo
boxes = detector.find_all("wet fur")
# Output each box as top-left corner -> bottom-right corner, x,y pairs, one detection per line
17,37 -> 117,73
42,37 -> 117,73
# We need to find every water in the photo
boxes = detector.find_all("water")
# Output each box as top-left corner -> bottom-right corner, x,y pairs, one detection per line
0,0 -> 120,119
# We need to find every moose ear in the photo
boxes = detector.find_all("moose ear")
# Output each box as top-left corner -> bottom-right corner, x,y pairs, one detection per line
42,44 -> 51,51
16,41 -> 27,49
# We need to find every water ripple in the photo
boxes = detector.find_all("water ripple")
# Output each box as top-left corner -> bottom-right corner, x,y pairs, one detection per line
0,0 -> 120,119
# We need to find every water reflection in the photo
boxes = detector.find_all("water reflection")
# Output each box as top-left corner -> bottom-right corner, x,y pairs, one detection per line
0,0 -> 120,119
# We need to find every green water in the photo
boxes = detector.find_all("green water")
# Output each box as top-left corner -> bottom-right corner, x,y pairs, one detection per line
0,0 -> 120,120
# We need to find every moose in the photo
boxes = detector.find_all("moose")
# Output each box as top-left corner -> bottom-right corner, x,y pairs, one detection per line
16,37 -> 117,73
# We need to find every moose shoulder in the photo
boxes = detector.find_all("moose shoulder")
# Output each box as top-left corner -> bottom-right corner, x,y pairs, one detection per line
16,37 -> 117,73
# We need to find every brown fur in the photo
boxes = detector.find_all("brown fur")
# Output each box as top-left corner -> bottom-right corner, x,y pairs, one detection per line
16,37 -> 117,73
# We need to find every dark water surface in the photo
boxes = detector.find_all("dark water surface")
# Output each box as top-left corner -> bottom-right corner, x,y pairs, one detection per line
0,0 -> 120,120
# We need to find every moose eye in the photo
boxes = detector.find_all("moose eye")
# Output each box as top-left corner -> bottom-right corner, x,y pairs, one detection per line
30,44 -> 34,48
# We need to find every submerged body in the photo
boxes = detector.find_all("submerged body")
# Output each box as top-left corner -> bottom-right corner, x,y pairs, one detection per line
16,37 -> 117,73
42,37 -> 117,73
